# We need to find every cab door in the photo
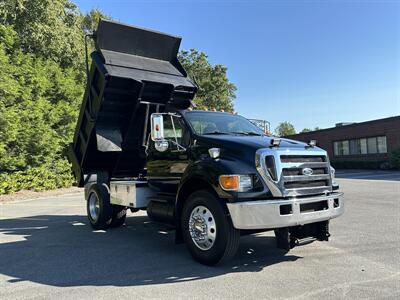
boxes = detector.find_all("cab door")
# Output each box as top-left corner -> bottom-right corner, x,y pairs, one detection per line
147,115 -> 190,194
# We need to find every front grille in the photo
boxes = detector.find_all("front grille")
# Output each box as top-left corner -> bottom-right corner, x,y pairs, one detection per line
282,168 -> 325,176
256,149 -> 333,197
280,155 -> 325,163
280,154 -> 331,195
285,180 -> 329,189
265,156 -> 277,181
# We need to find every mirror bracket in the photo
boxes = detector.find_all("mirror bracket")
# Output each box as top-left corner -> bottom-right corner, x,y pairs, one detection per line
155,140 -> 169,152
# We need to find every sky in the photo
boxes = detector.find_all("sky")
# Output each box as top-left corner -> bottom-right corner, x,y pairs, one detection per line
73,0 -> 400,132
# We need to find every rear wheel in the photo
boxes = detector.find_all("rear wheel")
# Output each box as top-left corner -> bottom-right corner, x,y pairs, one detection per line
181,190 -> 240,265
110,206 -> 127,228
87,184 -> 113,230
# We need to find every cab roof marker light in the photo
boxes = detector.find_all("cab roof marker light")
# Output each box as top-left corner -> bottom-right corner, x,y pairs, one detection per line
308,140 -> 317,147
270,138 -> 281,147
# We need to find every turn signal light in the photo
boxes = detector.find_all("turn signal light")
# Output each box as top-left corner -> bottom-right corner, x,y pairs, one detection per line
219,175 -> 239,191
219,175 -> 253,192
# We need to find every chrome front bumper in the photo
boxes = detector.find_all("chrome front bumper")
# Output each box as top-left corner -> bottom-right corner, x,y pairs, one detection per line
226,193 -> 344,230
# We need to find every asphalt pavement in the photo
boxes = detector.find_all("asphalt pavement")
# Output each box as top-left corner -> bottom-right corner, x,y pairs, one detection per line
0,178 -> 399,299
335,169 -> 400,181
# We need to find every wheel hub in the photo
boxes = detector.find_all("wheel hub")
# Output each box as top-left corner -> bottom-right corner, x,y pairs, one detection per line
189,205 -> 216,250
88,193 -> 100,222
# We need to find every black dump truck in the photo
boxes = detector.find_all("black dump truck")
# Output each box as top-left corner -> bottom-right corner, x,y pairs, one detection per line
68,20 -> 344,265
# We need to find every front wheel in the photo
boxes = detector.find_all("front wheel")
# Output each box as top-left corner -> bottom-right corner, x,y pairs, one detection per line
181,190 -> 240,265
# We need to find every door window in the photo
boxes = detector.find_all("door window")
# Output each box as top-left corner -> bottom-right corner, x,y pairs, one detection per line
162,116 -> 189,147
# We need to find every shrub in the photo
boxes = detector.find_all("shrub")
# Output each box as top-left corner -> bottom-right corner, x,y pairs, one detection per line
389,148 -> 400,169
0,159 -> 74,195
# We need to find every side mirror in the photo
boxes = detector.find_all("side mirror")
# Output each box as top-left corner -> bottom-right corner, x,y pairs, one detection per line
151,113 -> 164,141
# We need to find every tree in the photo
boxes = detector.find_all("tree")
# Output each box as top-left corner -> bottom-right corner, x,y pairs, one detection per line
0,1 -> 237,194
179,49 -> 236,112
0,1 -> 90,193
0,0 -> 85,70
81,8 -> 111,34
275,122 -> 296,137
0,24 -> 83,171
301,128 -> 312,133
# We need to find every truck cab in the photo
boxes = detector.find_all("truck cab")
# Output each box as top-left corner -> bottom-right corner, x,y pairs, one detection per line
68,20 -> 344,265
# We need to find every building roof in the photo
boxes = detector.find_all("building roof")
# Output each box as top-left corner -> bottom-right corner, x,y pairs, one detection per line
287,116 -> 400,137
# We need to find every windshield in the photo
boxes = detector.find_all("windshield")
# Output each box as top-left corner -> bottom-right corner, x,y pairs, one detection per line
185,112 -> 264,136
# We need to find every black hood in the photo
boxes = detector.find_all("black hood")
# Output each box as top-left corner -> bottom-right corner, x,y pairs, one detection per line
195,134 -> 325,165
197,134 -> 316,151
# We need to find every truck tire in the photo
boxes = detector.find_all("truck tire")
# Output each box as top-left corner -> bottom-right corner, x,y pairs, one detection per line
181,190 -> 240,265
87,184 -> 113,230
110,206 -> 127,228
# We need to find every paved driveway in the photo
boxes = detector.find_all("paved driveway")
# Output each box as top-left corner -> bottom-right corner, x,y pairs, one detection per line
336,169 -> 400,181
0,179 -> 399,299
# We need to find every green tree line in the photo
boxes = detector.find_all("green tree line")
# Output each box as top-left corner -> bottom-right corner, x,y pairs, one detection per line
0,0 -> 236,194
274,122 -> 321,136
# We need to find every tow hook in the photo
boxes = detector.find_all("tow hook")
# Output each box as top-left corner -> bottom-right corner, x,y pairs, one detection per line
275,221 -> 331,251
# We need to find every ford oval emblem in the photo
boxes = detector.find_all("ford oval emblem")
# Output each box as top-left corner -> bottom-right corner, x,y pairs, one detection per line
302,168 -> 314,176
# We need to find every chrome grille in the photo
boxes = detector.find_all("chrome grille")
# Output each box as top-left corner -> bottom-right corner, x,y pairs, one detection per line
280,155 -> 325,163
256,148 -> 333,197
281,155 -> 331,194
282,168 -> 325,176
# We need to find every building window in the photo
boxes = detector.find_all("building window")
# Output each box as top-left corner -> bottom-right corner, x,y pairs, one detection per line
334,142 -> 339,156
367,137 -> 377,154
377,136 -> 387,153
342,140 -> 349,155
333,136 -> 387,156
360,138 -> 367,154
349,139 -> 359,155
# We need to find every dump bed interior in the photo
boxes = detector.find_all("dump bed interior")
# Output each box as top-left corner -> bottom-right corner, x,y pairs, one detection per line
68,20 -> 196,186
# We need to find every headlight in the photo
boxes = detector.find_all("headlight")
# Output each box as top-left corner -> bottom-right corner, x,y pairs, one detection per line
219,175 -> 253,192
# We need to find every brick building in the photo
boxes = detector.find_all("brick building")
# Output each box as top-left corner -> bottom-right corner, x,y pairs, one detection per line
286,116 -> 400,168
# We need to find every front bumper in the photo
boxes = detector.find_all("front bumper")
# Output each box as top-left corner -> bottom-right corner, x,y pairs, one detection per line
226,192 -> 344,230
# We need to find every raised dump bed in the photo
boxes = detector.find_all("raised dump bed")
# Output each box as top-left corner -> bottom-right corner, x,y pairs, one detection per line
68,20 -> 196,186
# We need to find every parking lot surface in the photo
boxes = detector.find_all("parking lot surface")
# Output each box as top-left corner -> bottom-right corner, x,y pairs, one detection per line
336,169 -> 400,181
0,178 -> 399,299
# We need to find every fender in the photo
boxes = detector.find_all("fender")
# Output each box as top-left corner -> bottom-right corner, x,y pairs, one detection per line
176,156 -> 260,207
177,158 -> 236,201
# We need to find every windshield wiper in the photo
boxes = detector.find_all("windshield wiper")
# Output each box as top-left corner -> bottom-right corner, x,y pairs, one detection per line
231,131 -> 263,136
203,130 -> 230,135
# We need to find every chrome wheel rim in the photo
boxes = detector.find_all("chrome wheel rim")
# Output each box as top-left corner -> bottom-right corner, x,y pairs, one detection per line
88,192 -> 100,222
189,205 -> 216,251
